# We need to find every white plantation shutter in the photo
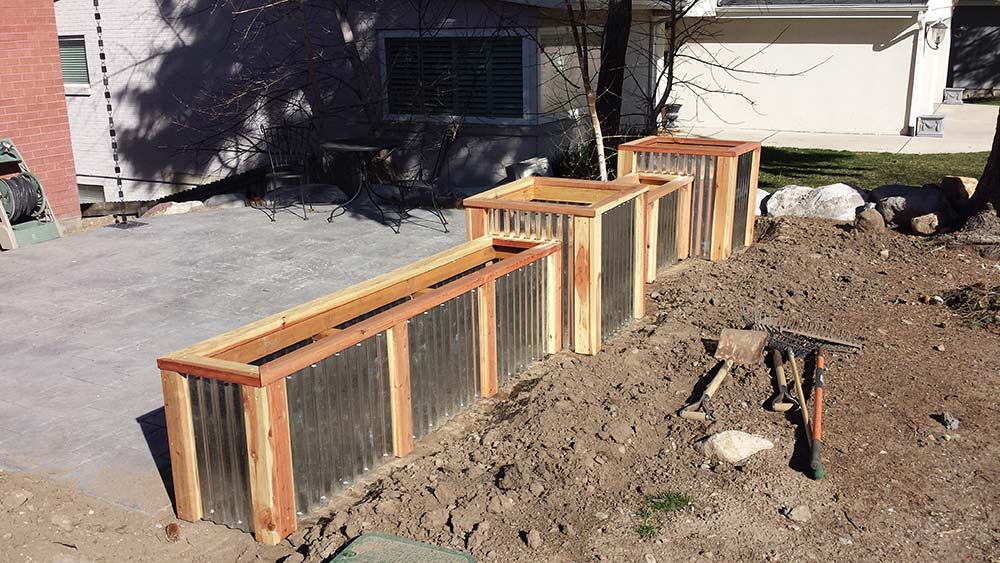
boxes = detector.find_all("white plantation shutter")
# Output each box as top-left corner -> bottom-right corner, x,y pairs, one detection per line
58,36 -> 90,85
386,36 -> 524,118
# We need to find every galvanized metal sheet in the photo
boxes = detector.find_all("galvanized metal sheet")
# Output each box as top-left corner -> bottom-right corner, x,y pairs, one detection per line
656,190 -> 680,270
408,289 -> 481,440
285,332 -> 392,517
188,375 -> 254,533
600,199 -> 635,342
731,151 -> 754,249
494,258 -> 547,386
635,152 -> 718,259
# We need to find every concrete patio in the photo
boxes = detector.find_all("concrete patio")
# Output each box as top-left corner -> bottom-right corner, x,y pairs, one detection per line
0,205 -> 465,515
684,103 -> 997,154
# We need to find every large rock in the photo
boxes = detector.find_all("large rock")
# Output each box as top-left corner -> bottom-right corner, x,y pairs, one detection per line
940,176 -> 978,207
141,201 -> 205,218
702,431 -> 773,464
203,193 -> 247,208
871,184 -> 955,229
765,183 -> 866,222
910,213 -> 940,236
854,207 -> 886,233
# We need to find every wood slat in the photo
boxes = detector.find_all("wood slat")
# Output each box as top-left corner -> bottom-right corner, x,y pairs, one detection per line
242,382 -> 297,545
157,355 -> 261,387
745,147 -> 762,247
632,197 -> 646,319
711,156 -> 739,261
465,208 -> 488,240
387,322 -> 414,456
677,183 -> 692,261
572,216 -> 601,355
645,198 -> 660,284
160,370 -> 202,522
477,279 -> 498,397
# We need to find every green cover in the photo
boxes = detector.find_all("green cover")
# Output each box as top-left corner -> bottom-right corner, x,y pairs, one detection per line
327,533 -> 475,563
12,221 -> 60,247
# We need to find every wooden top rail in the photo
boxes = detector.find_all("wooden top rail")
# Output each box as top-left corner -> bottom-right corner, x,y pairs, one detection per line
156,237 -> 560,387
462,176 -> 647,218
617,135 -> 761,158
613,173 -> 693,201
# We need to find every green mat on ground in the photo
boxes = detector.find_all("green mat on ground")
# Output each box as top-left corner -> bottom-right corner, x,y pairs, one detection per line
326,533 -> 476,563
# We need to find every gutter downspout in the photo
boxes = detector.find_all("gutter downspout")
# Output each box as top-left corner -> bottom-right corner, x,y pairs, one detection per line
906,10 -> 928,135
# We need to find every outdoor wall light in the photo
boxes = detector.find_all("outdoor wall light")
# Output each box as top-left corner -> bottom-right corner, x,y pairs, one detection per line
927,20 -> 948,50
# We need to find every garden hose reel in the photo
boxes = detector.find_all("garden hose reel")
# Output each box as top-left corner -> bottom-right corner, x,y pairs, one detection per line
0,139 -> 61,250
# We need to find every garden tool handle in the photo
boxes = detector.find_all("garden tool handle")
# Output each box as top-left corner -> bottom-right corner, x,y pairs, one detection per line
704,358 -> 733,397
772,349 -> 788,388
811,348 -> 826,479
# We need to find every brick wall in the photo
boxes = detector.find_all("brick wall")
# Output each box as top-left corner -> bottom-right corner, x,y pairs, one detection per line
0,2 -> 80,219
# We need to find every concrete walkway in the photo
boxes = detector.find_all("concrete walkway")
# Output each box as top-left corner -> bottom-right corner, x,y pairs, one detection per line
0,205 -> 465,515
684,103 -> 998,154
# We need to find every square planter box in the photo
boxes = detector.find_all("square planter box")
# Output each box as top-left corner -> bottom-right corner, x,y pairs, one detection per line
617,136 -> 761,261
463,177 -> 648,355
615,173 -> 695,282
157,237 -> 561,544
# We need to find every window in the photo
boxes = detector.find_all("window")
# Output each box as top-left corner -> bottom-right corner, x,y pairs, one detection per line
58,36 -> 90,86
77,184 -> 106,204
384,36 -> 524,119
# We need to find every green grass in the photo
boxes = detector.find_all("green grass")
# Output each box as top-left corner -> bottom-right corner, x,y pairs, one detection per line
967,97 -> 1000,106
759,147 -> 989,193
635,490 -> 692,539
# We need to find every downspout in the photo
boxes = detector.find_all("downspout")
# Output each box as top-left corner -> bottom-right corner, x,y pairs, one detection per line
906,10 -> 928,135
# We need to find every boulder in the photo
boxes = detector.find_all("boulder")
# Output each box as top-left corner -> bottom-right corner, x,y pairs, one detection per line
871,184 -> 955,229
910,213 -> 940,236
203,193 -> 247,208
765,183 -> 866,222
854,207 -> 886,233
940,176 -> 978,207
756,189 -> 770,217
506,157 -> 552,180
141,201 -> 205,218
702,431 -> 773,464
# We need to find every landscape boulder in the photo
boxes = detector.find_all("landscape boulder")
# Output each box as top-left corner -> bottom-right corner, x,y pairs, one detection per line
910,213 -> 941,236
871,184 -> 955,230
141,201 -> 205,218
854,206 -> 886,233
203,193 -> 247,208
765,183 -> 866,222
940,176 -> 978,208
702,431 -> 773,464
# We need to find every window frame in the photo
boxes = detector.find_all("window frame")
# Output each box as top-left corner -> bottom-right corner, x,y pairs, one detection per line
377,29 -> 539,125
58,35 -> 91,88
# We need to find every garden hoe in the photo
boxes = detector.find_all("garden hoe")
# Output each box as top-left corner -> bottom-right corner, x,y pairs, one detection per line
769,348 -> 798,412
680,329 -> 768,421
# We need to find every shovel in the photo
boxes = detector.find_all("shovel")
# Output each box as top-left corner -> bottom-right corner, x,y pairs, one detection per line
679,329 -> 768,421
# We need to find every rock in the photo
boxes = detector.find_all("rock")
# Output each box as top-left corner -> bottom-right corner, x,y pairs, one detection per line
756,190 -> 770,217
872,184 -> 955,229
141,201 -> 205,218
910,213 -> 941,236
606,421 -> 634,444
941,411 -> 960,430
930,295 -> 944,305
420,508 -> 450,532
940,176 -> 978,207
466,521 -> 491,550
702,431 -> 774,464
203,193 -> 247,208
855,208 -> 886,233
645,555 -> 658,563
933,344 -> 945,352
879,249 -> 890,258
525,529 -> 543,549
786,505 -> 812,523
765,183 -> 866,222
165,522 -> 181,542
528,482 -> 545,496
495,464 -> 523,491
449,504 -> 483,534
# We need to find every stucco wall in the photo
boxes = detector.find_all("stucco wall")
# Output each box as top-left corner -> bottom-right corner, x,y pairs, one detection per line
672,17 -> 922,135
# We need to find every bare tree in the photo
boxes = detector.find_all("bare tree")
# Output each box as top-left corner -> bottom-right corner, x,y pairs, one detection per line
969,109 -> 1000,213
563,0 -> 609,181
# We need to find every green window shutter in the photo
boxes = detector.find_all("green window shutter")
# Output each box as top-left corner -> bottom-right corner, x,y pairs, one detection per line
58,36 -> 90,85
385,36 -> 524,119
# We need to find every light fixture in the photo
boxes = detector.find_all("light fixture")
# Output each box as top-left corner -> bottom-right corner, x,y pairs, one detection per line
927,20 -> 948,50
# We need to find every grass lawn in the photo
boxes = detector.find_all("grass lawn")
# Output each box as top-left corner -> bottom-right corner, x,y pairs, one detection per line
759,147 -> 989,192
967,97 -> 1000,106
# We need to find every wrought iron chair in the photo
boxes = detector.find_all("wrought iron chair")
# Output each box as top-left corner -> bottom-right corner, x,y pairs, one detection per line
258,122 -> 313,221
376,124 -> 457,233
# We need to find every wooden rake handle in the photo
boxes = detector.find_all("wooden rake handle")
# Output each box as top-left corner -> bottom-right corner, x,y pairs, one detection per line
811,348 -> 826,479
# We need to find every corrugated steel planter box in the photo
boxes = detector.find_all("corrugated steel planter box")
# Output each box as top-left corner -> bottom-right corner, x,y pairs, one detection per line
617,136 -> 761,261
614,173 -> 694,282
463,177 -> 648,355
157,237 -> 560,544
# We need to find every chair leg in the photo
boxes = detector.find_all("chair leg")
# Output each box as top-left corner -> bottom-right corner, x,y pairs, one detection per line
299,183 -> 308,221
429,190 -> 449,233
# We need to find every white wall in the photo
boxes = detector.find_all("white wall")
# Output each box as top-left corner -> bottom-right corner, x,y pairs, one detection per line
671,16 -> 922,135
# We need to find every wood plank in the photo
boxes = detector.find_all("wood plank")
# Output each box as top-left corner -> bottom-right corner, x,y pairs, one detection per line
160,370 -> 202,522
572,216 -> 601,355
591,215 -> 603,354
242,383 -> 296,545
711,156 -> 739,261
463,197 -> 599,218
677,183 -> 692,261
386,322 -> 414,456
632,196 -> 646,319
645,198 -> 659,283
744,147 -> 762,247
258,241 -> 561,385
157,355 -> 261,387
312,327 -> 342,341
616,147 -> 637,178
266,379 -> 296,539
545,247 -> 562,354
478,280 -> 498,397
465,208 -> 488,240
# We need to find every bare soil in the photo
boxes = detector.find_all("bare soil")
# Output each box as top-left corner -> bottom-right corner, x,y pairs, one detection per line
4,216 -> 1000,562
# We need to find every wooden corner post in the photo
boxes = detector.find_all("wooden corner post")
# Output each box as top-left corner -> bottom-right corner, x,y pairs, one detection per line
678,183 -> 692,261
632,198 -> 646,318
465,208 -> 488,241
242,381 -> 296,545
387,322 -> 414,457
711,156 -> 738,261
161,370 -> 202,523
545,249 -> 563,354
478,279 -> 498,397
616,147 -> 637,178
644,197 -> 659,284
573,216 -> 601,355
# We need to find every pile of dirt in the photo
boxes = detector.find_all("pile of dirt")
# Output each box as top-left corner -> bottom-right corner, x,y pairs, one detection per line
285,216 -> 1000,562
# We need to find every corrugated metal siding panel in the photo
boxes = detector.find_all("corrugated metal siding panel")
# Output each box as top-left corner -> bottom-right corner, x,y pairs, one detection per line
188,375 -> 253,533
731,151 -> 754,249
635,152 -> 718,259
487,209 -> 573,350
285,333 -> 392,517
600,199 -> 635,342
656,190 -> 680,270
494,258 -> 547,387
408,289 -> 481,440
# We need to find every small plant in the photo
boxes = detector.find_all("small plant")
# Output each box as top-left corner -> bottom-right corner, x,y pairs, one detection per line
635,490 -> 692,539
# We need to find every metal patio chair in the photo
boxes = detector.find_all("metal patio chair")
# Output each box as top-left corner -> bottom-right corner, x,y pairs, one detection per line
376,124 -> 457,233
259,122 -> 313,221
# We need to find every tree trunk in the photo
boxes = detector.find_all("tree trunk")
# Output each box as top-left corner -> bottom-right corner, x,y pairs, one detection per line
595,0 -> 631,142
970,108 -> 1000,214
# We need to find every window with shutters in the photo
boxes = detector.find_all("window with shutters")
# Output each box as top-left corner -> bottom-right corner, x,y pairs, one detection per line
58,36 -> 90,86
384,36 -> 525,119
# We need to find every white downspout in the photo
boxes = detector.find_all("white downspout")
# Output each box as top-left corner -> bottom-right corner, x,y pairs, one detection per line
907,11 -> 928,135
